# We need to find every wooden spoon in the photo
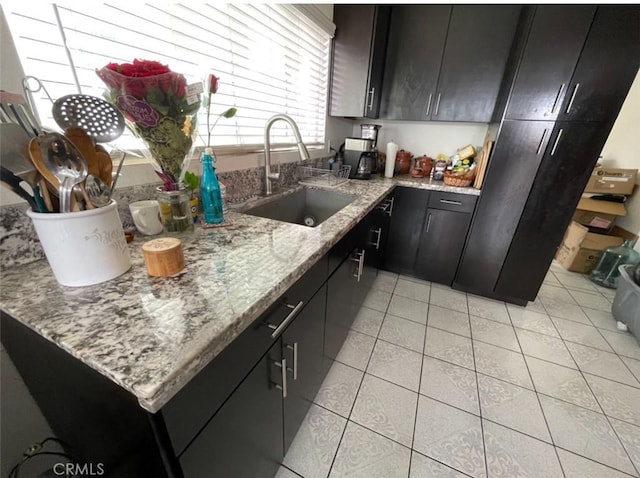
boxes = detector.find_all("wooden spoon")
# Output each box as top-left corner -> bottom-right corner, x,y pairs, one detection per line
95,144 -> 113,187
64,127 -> 101,179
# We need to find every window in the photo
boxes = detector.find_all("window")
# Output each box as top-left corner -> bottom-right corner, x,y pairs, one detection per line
4,3 -> 333,152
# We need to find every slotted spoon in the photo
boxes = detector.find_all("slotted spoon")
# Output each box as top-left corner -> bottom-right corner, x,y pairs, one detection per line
52,94 -> 125,143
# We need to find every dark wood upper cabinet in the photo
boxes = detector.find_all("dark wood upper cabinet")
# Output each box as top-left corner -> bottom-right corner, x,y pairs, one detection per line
504,5 -> 596,121
558,5 -> 640,123
434,6 -> 521,122
379,5 -> 451,120
329,5 -> 390,118
381,5 -> 520,122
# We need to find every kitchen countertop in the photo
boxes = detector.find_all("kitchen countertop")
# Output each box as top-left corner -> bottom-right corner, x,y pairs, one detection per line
0,176 -> 479,412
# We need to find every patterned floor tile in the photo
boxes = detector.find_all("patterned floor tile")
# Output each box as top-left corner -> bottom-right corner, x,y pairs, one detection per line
543,272 -> 562,286
409,451 -> 470,478
283,403 -> 347,478
430,287 -> 469,314
600,330 -> 640,360
275,466 -> 302,478
329,421 -> 411,478
388,294 -> 429,325
556,448 -> 633,478
540,300 -> 591,324
566,342 -> 639,387
350,306 -> 385,338
425,327 -> 475,370
553,272 -> 601,293
609,417 -> 640,475
350,373 -> 418,447
508,307 -> 560,339
550,316 -> 613,352
314,360 -> 364,418
470,316 -> 520,352
421,355 -> 479,415
568,289 -> 613,312
379,313 -> 426,353
371,271 -> 399,293
483,420 -> 563,478
394,278 -> 431,303
514,328 -> 576,368
335,330 -> 376,371
367,340 -> 422,392
538,395 -> 636,475
525,356 -> 600,412
477,374 -> 551,443
473,341 -> 533,390
622,356 -> 640,383
581,306 -> 623,332
585,374 -> 640,426
427,305 -> 471,338
362,289 -> 393,313
538,284 -> 578,306
413,396 -> 486,478
467,295 -> 511,325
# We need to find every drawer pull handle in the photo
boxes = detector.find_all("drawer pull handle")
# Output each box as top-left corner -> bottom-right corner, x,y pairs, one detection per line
551,83 -> 565,113
426,93 -> 433,116
286,342 -> 298,380
439,199 -> 463,206
425,213 -> 432,233
266,301 -> 304,339
550,129 -> 563,156
434,93 -> 442,116
274,358 -> 287,398
565,83 -> 580,114
536,129 -> 548,155
370,227 -> 382,249
350,249 -> 365,282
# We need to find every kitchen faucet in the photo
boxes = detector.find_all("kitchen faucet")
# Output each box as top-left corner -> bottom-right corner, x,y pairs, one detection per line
263,114 -> 310,195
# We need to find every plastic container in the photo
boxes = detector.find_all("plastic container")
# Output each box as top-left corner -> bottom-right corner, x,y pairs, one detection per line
27,200 -> 131,287
612,265 -> 640,346
589,240 -> 640,289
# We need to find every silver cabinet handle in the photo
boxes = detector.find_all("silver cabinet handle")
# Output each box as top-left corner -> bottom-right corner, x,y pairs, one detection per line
370,227 -> 382,250
285,343 -> 298,380
426,213 -> 432,233
426,93 -> 433,116
550,129 -> 564,156
536,129 -> 548,155
434,93 -> 442,116
551,83 -> 565,113
367,87 -> 376,110
274,358 -> 287,398
565,83 -> 580,114
378,197 -> 394,216
439,199 -> 462,206
387,196 -> 394,216
265,301 -> 304,339
350,249 -> 365,282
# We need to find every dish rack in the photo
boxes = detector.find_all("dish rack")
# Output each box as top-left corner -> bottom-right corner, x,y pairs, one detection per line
298,159 -> 351,188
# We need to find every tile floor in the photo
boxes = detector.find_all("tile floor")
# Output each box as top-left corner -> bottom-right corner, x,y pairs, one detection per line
277,262 -> 640,478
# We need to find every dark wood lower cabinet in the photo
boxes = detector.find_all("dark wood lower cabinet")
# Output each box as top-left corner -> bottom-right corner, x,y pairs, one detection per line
179,343 -> 284,478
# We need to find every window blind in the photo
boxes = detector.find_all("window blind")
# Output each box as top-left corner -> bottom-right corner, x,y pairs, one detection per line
4,2 -> 332,151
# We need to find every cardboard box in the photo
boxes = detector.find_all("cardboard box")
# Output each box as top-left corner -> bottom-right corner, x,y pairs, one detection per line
555,222 -> 625,274
585,167 -> 638,195
572,197 -> 626,232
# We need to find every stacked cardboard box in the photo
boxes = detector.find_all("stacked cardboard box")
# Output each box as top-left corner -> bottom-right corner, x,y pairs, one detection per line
556,166 -> 638,274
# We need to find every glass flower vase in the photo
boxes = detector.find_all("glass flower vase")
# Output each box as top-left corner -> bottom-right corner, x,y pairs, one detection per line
156,186 -> 193,232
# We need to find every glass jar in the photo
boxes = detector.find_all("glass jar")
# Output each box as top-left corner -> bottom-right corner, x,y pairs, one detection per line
156,186 -> 193,233
589,240 -> 640,289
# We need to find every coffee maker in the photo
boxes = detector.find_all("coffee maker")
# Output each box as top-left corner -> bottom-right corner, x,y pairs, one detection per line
343,137 -> 375,179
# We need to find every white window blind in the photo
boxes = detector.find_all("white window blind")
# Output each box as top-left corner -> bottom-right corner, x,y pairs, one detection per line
4,2 -> 332,151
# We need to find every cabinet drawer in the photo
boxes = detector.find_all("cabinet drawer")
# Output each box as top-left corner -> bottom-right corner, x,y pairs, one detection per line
428,191 -> 477,214
162,256 -> 327,456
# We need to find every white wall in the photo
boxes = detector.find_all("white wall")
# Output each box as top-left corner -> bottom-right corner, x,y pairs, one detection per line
600,68 -> 640,247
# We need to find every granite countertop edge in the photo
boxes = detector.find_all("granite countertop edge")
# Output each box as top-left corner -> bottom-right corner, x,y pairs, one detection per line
0,177 -> 479,412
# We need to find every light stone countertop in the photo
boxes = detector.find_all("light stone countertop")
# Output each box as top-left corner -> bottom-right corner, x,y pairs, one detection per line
0,176 -> 479,412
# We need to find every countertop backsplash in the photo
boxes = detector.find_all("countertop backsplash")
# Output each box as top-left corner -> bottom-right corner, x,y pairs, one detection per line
0,162 -> 304,270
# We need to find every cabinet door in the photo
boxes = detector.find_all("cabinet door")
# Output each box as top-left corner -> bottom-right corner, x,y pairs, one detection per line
558,6 -> 640,123
434,6 -> 521,122
416,208 -> 471,285
179,343 -> 284,478
330,5 -> 390,118
380,5 -> 451,120
282,284 -> 327,452
495,121 -> 614,301
383,187 -> 430,276
504,6 -> 596,121
455,120 -> 553,295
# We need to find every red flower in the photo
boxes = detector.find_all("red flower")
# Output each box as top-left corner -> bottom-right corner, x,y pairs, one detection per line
209,74 -> 219,95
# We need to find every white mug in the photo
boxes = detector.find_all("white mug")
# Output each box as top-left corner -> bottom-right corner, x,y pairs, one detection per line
129,200 -> 163,235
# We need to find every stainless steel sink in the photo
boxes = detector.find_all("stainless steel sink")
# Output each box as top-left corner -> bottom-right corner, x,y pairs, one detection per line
242,188 -> 356,227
